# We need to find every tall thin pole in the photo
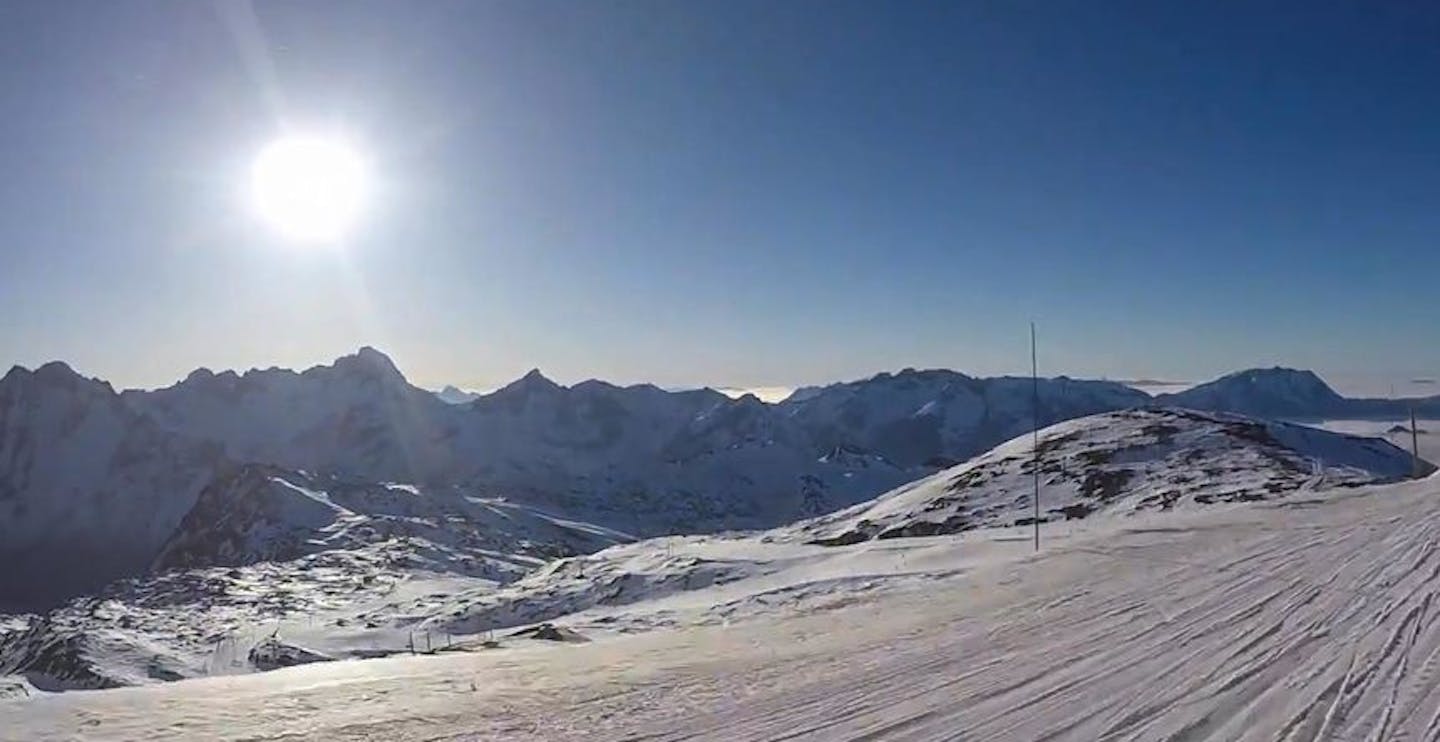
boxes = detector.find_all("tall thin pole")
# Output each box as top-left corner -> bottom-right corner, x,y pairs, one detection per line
1413,404 -> 1422,479
1031,322 -> 1040,551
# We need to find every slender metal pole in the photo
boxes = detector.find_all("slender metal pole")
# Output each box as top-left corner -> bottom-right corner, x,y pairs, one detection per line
1032,322 -> 1040,551
1413,405 -> 1422,479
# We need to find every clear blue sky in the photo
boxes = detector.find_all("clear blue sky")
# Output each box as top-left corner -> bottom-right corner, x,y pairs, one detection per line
2,1 -> 1438,391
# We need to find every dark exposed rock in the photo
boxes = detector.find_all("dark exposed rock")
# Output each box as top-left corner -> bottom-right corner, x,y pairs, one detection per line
248,636 -> 333,672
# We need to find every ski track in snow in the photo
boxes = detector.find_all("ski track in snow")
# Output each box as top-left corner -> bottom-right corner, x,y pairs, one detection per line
11,477 -> 1440,740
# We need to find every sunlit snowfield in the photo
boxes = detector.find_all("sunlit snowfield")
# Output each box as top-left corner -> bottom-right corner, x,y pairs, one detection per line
9,473 -> 1440,741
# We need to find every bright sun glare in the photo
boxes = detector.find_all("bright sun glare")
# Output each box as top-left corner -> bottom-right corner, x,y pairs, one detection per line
250,135 -> 368,243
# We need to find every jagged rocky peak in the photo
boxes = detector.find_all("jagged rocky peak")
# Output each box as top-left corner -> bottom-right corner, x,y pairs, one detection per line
1,360 -> 121,412
172,366 -> 243,394
731,391 -> 767,407
32,360 -> 80,383
321,346 -> 409,385
493,368 -> 563,398
5,360 -> 86,388
180,366 -> 240,384
183,367 -> 216,383
0,360 -> 227,611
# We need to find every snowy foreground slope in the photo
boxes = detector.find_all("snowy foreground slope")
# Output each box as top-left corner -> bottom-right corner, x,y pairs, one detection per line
402,407 -> 1423,640
8,473 -> 1440,740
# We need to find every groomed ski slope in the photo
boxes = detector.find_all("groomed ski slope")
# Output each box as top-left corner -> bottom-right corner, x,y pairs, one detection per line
8,474 -> 1440,741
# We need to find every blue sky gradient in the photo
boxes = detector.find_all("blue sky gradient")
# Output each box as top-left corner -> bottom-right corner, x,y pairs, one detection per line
2,1 -> 1438,391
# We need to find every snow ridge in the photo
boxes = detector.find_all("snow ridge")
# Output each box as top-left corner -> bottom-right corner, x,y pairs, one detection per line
785,407 -> 1427,546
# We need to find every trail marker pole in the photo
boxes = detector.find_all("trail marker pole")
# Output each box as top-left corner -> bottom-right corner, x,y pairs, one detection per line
1413,405 -> 1423,479
1032,322 -> 1040,552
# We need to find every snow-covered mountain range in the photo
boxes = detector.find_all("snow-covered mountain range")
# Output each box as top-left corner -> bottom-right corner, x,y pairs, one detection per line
3,348 -> 1436,692
0,363 -> 226,610
778,369 -> 1151,467
121,351 -> 913,537
5,350 -> 1436,612
6,405 -> 1419,691
2,349 -> 910,613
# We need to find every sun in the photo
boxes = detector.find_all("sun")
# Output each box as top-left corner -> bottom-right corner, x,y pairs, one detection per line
250,135 -> 369,243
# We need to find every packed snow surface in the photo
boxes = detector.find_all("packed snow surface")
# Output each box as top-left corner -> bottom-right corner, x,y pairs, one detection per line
9,471 -> 1440,740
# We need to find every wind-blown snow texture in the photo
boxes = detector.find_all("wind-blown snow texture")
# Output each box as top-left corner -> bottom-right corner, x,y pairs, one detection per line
11,475 -> 1440,740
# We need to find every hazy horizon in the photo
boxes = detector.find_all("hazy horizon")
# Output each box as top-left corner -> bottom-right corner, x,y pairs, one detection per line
9,342 -> 1440,404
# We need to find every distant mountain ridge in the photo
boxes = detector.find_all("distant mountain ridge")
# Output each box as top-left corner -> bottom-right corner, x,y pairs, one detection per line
3,350 -> 1435,690
1,352 -> 914,611
1157,366 -> 1440,419
778,368 -> 1152,468
5,349 -> 1436,614
0,363 -> 226,609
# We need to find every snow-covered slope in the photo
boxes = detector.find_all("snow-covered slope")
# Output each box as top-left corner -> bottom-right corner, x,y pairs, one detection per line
0,470 -> 634,690
785,407 -> 1427,546
3,403 -> 1426,693
151,466 -> 627,572
779,368 -> 1151,467
392,408 -> 1427,643
23,474 -> 1440,740
0,363 -> 226,611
